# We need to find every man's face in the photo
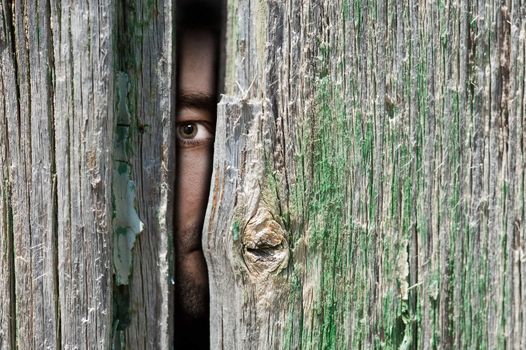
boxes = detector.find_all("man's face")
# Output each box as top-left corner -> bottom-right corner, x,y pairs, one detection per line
175,28 -> 216,324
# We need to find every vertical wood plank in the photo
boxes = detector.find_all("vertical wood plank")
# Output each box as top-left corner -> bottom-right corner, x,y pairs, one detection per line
2,0 -> 175,347
115,0 -> 175,348
8,1 -> 38,347
28,0 -> 58,347
51,0 -> 115,348
206,0 -> 526,348
2,0 -> 174,347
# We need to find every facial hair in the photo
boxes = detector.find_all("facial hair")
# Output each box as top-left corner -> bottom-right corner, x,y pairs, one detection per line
174,225 -> 209,320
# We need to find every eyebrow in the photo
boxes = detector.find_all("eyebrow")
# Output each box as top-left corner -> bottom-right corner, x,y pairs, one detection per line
177,91 -> 216,110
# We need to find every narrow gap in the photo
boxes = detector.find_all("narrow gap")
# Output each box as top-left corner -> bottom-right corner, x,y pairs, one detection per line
173,1 -> 225,349
6,0 -> 22,145
21,0 -> 33,174
45,0 -> 61,347
111,2 -> 132,348
521,26 -> 526,330
1,76 -> 17,350
65,5 -> 75,348
6,182 -> 16,350
3,0 -> 20,347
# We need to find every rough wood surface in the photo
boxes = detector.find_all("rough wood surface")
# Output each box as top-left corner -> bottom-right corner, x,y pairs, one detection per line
0,1 -> 174,348
114,1 -> 175,348
1,3 -> 17,348
205,0 -> 526,348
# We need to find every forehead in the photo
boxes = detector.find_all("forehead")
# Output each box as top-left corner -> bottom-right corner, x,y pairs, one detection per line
178,30 -> 216,97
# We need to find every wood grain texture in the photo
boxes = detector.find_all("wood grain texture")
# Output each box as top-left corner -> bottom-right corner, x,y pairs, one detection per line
0,0 -> 174,348
0,2 -> 17,348
114,0 -> 175,348
205,0 -> 526,348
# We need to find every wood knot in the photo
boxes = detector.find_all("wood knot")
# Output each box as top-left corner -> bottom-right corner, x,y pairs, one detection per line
242,207 -> 289,279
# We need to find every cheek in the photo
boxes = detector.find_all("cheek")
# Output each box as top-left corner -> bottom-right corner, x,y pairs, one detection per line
175,146 -> 214,223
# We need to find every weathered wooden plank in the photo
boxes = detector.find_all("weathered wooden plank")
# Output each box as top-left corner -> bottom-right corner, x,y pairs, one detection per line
206,0 -> 526,348
50,0 -> 115,348
6,1 -> 39,348
27,0 -> 59,348
0,0 -> 116,347
1,0 -> 174,347
114,0 -> 175,348
206,98 -> 289,350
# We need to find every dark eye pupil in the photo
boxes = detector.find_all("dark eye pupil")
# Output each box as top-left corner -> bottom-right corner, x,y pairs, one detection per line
182,123 -> 196,137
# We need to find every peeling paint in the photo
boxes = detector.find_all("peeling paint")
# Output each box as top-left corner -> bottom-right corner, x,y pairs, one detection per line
112,72 -> 144,286
112,170 -> 144,285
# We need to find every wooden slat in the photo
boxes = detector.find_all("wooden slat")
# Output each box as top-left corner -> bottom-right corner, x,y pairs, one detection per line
116,0 -> 175,348
0,0 -> 175,348
51,1 -> 116,347
206,0 -> 526,348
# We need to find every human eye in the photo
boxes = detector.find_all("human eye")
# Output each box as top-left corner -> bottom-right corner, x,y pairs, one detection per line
176,121 -> 214,147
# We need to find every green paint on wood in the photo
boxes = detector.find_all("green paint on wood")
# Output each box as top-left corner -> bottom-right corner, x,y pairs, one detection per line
112,72 -> 144,287
285,66 -> 355,350
117,162 -> 128,176
232,221 -> 240,241
111,72 -> 144,342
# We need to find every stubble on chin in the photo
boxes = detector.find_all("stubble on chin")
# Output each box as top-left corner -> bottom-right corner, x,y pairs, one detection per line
174,225 -> 209,320
175,266 -> 209,320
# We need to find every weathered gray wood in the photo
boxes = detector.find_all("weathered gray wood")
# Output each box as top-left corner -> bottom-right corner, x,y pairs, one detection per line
1,0 -> 174,348
115,1 -> 175,348
52,1 -> 116,347
205,0 -> 526,348
0,1 -> 61,348
206,98 -> 288,350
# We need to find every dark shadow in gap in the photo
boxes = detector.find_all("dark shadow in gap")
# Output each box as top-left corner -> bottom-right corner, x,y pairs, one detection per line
174,0 -> 225,349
